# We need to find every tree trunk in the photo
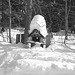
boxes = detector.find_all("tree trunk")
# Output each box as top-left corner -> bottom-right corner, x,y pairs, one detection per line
65,0 -> 68,40
24,0 -> 32,44
9,0 -> 12,43
1,0 -> 4,27
8,0 -> 12,43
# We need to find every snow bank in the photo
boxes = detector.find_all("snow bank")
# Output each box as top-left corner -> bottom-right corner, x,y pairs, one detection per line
0,40 -> 75,75
0,45 -> 75,71
17,58 -> 75,70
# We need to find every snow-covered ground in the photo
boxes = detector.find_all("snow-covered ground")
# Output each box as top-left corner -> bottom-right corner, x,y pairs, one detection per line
0,29 -> 75,75
0,42 -> 75,75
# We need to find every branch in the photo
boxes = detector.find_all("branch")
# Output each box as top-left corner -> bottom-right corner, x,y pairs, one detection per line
67,0 -> 71,16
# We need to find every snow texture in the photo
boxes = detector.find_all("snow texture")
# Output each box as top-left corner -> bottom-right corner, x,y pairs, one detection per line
29,15 -> 48,37
0,29 -> 75,75
0,41 -> 75,75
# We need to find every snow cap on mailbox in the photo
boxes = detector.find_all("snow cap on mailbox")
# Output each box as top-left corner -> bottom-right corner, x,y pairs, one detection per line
29,15 -> 48,37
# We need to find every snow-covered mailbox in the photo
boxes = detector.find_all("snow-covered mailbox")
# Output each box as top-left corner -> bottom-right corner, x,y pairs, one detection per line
27,15 -> 50,48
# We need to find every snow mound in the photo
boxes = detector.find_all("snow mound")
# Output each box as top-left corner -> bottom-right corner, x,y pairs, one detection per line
0,46 -> 75,71
0,41 -> 75,75
17,58 -> 75,70
29,15 -> 48,37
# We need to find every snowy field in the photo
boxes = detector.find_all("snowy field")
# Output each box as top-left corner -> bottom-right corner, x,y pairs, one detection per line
0,29 -> 75,75
0,42 -> 75,75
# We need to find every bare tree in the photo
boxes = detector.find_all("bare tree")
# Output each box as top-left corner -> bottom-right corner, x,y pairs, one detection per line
65,0 -> 68,41
64,0 -> 71,43
9,0 -> 12,43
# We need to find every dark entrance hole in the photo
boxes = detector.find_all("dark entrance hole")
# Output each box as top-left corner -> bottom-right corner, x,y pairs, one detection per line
32,36 -> 40,42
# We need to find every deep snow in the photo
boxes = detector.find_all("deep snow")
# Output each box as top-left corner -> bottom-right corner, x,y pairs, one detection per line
0,42 -> 75,75
0,29 -> 75,75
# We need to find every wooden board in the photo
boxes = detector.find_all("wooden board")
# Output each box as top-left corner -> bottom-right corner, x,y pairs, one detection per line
27,41 -> 46,48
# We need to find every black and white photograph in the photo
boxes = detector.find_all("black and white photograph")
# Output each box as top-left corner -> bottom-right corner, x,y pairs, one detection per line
0,0 -> 75,75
